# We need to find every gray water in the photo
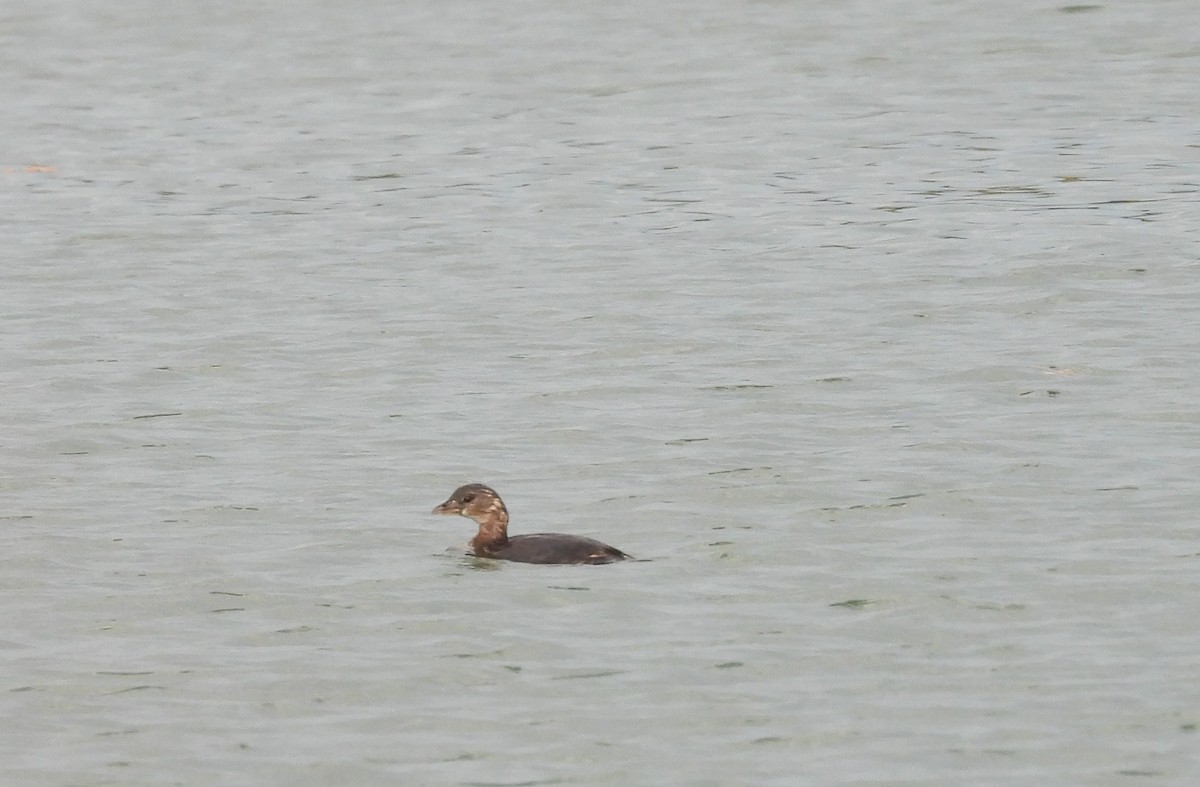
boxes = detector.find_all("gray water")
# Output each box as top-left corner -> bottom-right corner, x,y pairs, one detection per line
4,1 -> 1199,784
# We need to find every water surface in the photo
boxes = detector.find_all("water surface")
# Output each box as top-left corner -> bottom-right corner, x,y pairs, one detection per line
3,1 -> 1199,784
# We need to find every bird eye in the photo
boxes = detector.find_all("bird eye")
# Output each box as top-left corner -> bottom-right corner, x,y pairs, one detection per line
461,493 -> 475,503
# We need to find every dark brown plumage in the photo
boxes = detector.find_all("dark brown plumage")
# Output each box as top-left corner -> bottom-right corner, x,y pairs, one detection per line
431,483 -> 631,565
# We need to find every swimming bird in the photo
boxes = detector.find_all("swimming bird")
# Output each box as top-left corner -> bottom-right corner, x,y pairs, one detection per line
432,483 -> 631,565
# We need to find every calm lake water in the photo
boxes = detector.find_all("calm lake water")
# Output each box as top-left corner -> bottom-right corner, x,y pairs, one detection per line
4,1 -> 1199,784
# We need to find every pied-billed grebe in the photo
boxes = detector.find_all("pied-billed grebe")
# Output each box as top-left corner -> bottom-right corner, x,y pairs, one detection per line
431,483 -> 631,565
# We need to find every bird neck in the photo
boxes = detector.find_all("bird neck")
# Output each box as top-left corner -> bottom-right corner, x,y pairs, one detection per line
470,508 -> 509,553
